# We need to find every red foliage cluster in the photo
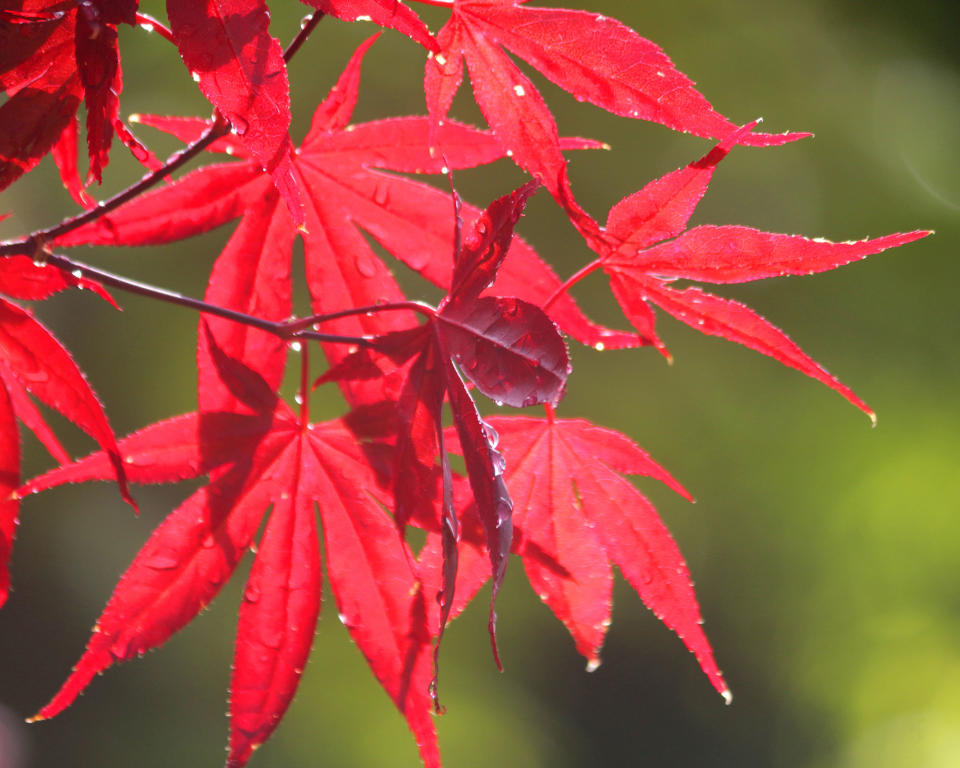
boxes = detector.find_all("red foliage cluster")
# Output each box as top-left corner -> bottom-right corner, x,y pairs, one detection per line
0,1 -> 928,766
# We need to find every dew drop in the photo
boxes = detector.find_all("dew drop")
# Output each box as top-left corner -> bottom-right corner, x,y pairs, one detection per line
259,627 -> 283,649
594,341 -> 606,351
373,183 -> 389,206
494,400 -> 504,407
20,368 -> 48,383
585,659 -> 601,673
191,71 -> 201,83
505,149 -> 514,157
435,53 -> 447,67
230,115 -> 249,136
513,84 -> 526,97
481,421 -> 499,449
244,583 -> 261,603
144,553 -> 178,570
290,340 -> 303,352
354,250 -> 379,278
140,22 -> 154,33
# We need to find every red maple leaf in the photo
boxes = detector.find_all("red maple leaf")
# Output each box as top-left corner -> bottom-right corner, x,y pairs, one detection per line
453,412 -> 730,699
560,122 -> 932,418
0,0 -> 140,193
305,0 -> 439,51
166,0 -> 304,219
421,0 -> 809,225
0,257 -> 129,607
19,327 -> 440,767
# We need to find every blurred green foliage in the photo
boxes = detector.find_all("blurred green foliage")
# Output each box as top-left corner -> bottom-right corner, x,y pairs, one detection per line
1,1 -> 957,766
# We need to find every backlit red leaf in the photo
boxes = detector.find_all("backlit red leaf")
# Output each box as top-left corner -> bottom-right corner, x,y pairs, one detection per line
0,297 -> 131,505
166,0 -> 301,217
0,254 -> 114,304
579,131 -> 934,416
228,441 -> 322,768
479,415 -> 728,697
0,4 -> 82,192
0,1 -> 136,192
305,0 -> 437,52
424,1 -> 807,222
0,385 -> 18,608
24,339 -> 441,765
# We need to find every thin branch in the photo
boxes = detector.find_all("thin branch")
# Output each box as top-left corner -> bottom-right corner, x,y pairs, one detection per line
45,253 -> 372,348
0,119 -> 227,256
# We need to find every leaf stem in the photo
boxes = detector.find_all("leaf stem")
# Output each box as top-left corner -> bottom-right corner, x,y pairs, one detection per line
284,301 -> 436,333
134,13 -> 175,44
43,253 -> 372,347
298,341 -> 310,426
284,11 -> 326,62
543,258 -> 604,311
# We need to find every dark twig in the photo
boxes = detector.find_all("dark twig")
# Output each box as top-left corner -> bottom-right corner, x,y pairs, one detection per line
46,253 -> 372,347
284,11 -> 326,62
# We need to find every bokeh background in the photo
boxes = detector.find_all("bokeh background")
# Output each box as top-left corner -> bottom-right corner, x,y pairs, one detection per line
1,0 -> 958,766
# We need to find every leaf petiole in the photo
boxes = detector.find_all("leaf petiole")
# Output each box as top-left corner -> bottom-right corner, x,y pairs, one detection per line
283,301 -> 437,333
543,258 -> 605,311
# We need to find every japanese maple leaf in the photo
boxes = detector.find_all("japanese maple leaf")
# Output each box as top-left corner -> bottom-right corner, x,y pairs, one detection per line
421,0 -> 808,222
451,412 -> 730,700
304,0 -> 438,51
320,180 -> 571,670
19,327 -> 445,768
0,256 -> 129,607
567,122 -> 932,418
165,0 -> 303,218
57,35 -> 635,407
0,0 -> 139,192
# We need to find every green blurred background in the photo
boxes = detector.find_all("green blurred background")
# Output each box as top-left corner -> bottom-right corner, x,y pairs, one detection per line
1,0 -> 958,766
